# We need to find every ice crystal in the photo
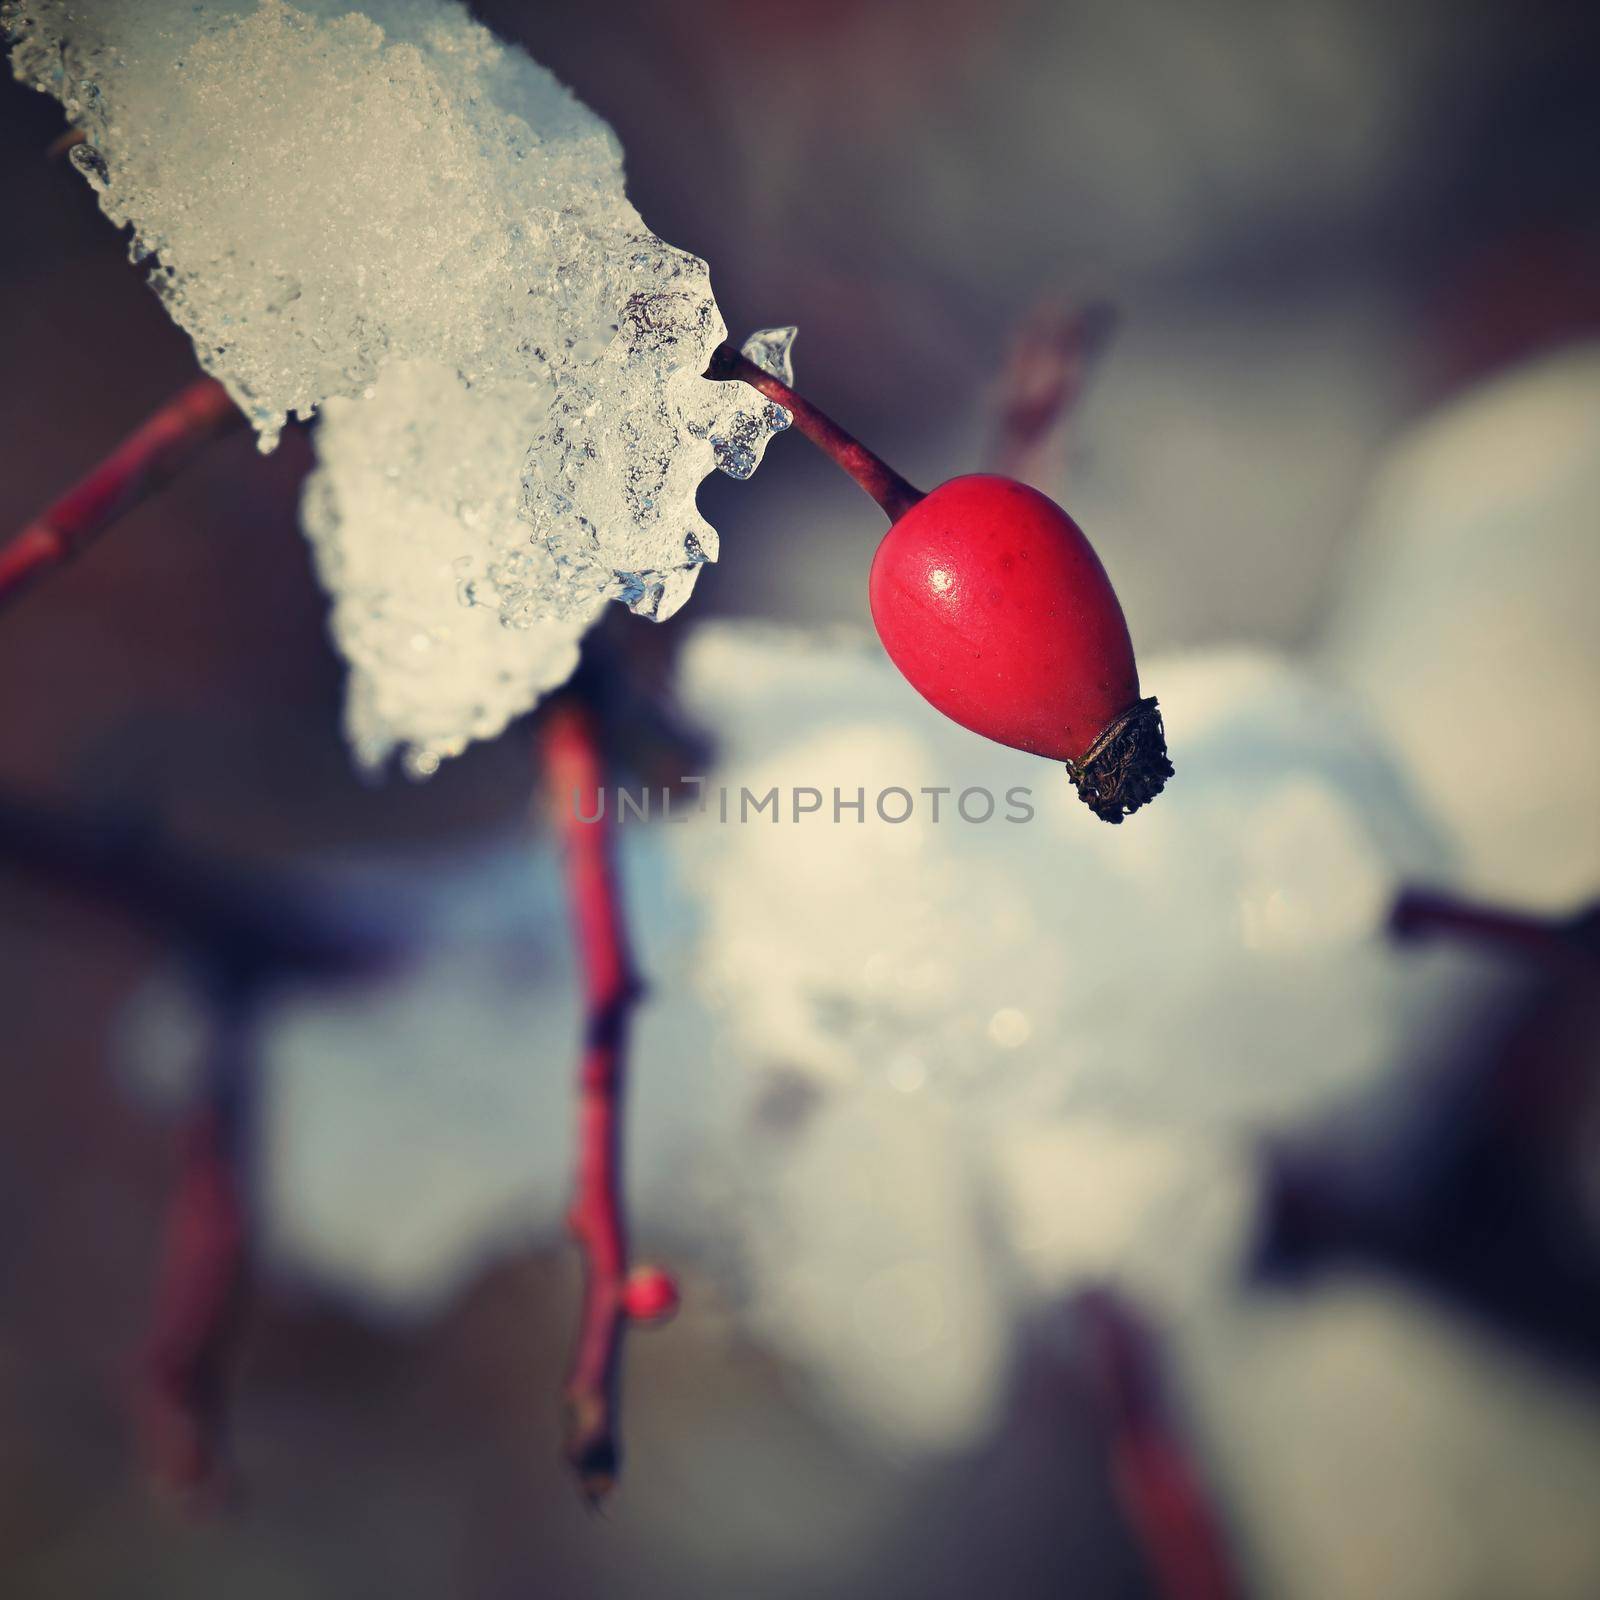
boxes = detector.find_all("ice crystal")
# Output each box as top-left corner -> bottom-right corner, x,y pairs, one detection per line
6,0 -> 787,771
741,325 -> 799,385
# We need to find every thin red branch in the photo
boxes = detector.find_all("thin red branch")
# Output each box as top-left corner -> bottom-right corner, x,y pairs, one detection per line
1075,1288 -> 1241,1600
539,701 -> 668,1501
133,1076 -> 250,1508
986,299 -> 1116,482
1390,887 -> 1600,965
708,343 -> 924,521
0,794 -> 404,1506
4,337 -> 922,621
0,377 -> 241,613
0,791 -> 399,981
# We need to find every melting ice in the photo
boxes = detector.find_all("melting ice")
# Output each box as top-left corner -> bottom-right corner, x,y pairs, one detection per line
6,0 -> 789,773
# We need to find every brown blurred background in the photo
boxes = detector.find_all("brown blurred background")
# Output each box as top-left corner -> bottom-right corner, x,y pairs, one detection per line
2,0 -> 1599,1594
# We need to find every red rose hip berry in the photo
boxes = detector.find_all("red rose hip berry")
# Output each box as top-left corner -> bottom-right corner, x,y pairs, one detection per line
869,476 -> 1171,821
707,344 -> 1170,821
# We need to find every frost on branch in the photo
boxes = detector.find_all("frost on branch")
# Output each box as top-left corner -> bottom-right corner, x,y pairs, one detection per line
6,0 -> 786,773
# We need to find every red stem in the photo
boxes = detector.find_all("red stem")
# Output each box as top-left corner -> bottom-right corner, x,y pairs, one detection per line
986,299 -> 1116,481
1075,1289 -> 1241,1600
708,343 -> 924,521
133,1066 -> 250,1508
1390,888 -> 1600,965
540,701 -> 654,1501
2,345 -> 916,617
0,377 -> 241,612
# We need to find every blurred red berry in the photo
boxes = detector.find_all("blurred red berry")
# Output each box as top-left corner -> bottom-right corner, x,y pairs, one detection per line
622,1265 -> 680,1324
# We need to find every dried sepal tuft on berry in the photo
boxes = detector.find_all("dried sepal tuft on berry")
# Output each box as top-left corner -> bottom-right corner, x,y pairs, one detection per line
1065,696 -> 1173,823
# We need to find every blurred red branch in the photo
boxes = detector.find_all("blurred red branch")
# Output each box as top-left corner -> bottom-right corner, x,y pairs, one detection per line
1075,1289 -> 1241,1600
0,793 -> 400,1502
539,701 -> 673,1502
133,1078 -> 250,1508
1390,887 -> 1600,966
0,792 -> 399,982
987,300 -> 1117,483
0,377 -> 240,613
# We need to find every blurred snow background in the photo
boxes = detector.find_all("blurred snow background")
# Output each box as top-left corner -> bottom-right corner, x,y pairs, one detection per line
110,340 -> 1599,1595
2,0 -> 1599,1596
1321,346 -> 1600,909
